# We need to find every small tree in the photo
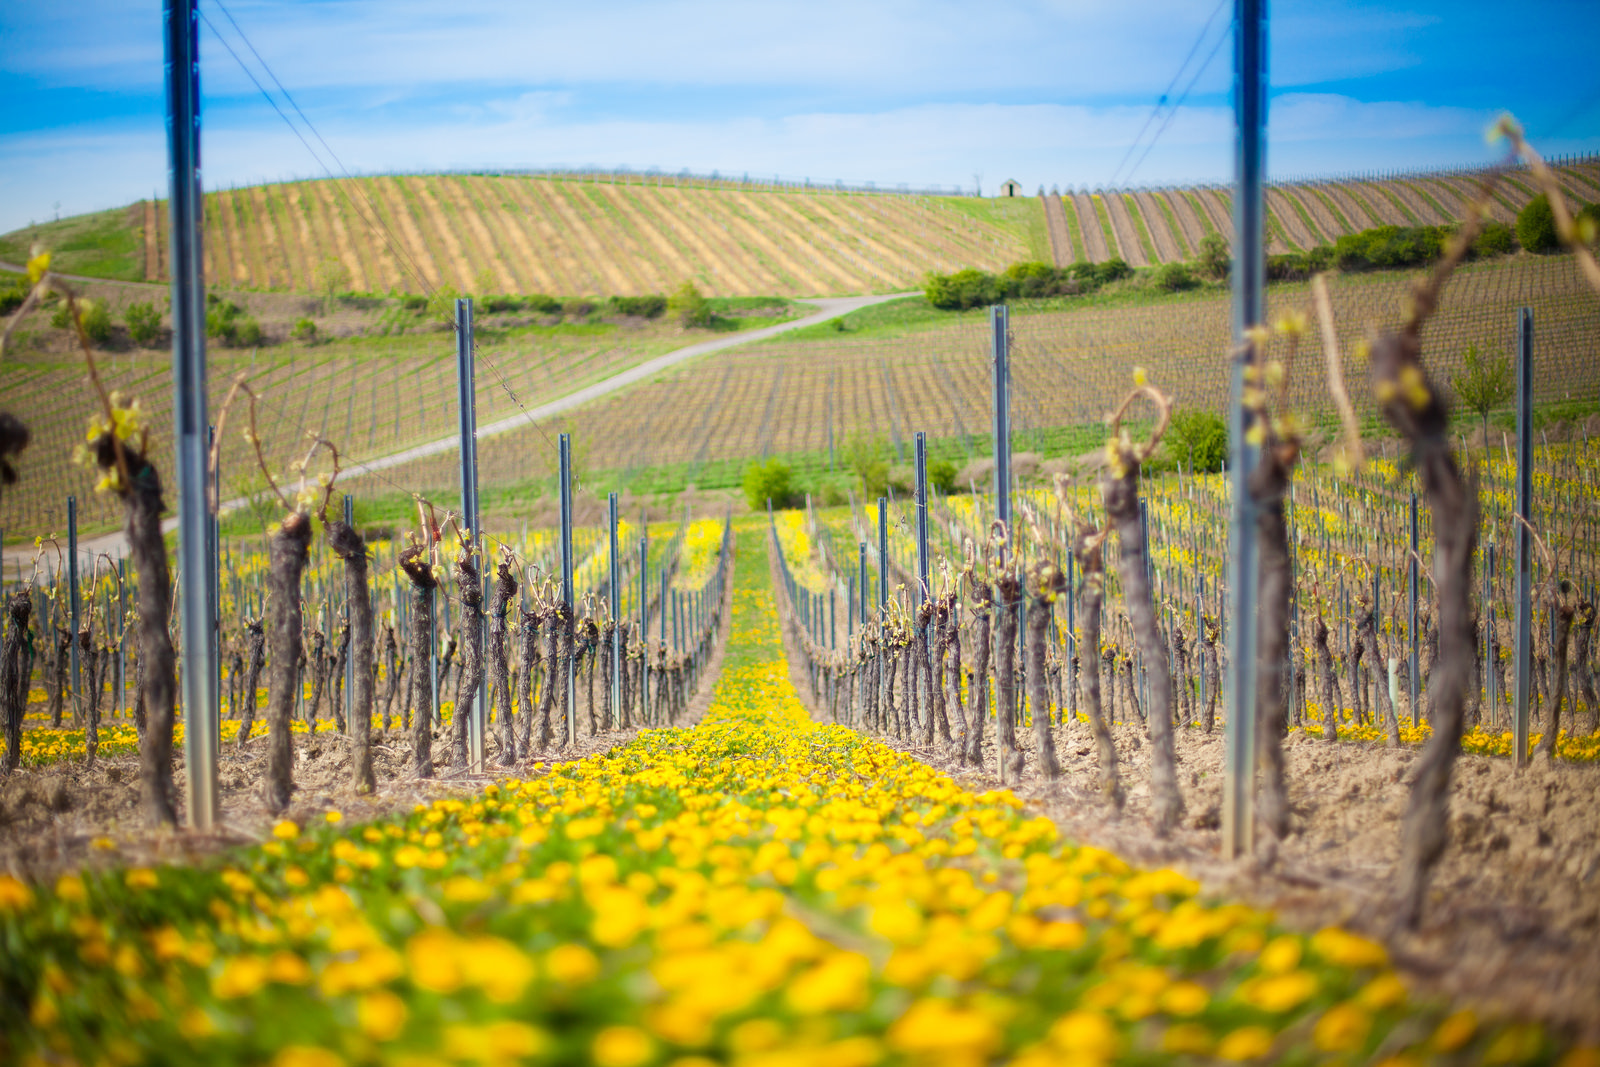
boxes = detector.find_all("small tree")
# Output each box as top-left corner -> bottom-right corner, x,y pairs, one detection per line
1516,194 -> 1558,253
669,281 -> 714,328
1165,408 -> 1228,472
314,258 -> 352,315
743,457 -> 797,510
125,302 -> 162,347
1452,344 -> 1514,443
1195,232 -> 1230,280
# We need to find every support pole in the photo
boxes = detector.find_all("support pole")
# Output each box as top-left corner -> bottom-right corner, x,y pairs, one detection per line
1221,0 -> 1267,861
68,495 -> 80,707
455,297 -> 483,767
166,0 -> 218,829
915,432 -> 930,602
990,306 -> 1012,546
343,494 -> 354,732
559,433 -> 575,742
1513,307 -> 1533,766
609,492 -> 620,729
1408,491 -> 1420,726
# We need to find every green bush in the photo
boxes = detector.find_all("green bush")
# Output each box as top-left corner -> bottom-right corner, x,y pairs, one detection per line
1579,203 -> 1600,244
928,457 -> 958,495
1095,258 -> 1132,284
1151,261 -> 1198,291
525,293 -> 563,314
609,294 -> 667,318
80,300 -> 112,344
400,294 -> 428,311
924,268 -> 999,310
481,295 -> 523,313
1165,409 -> 1228,473
669,282 -> 714,328
291,317 -> 318,343
564,299 -> 595,318
1516,194 -> 1558,253
743,458 -> 799,510
1333,225 -> 1446,271
125,302 -> 162,346
1195,233 -> 1230,280
1474,221 -> 1516,258
50,303 -> 72,330
234,316 -> 263,347
0,282 -> 26,317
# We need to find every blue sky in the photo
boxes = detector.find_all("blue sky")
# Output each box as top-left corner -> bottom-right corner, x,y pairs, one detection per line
3,0 -> 1598,235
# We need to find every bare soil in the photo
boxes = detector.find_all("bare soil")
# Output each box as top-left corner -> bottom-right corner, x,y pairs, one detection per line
769,565 -> 1600,1042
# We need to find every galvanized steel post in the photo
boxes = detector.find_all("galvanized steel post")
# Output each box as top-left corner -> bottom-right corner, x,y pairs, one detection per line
166,0 -> 218,828
990,307 -> 1011,547
456,297 -> 484,767
877,498 -> 889,615
1408,491 -> 1420,725
559,433 -> 575,742
1221,0 -> 1267,860
609,492 -> 621,728
68,495 -> 80,706
1513,308 -> 1533,765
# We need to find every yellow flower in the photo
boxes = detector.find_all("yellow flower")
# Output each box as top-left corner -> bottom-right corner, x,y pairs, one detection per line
1258,935 -> 1302,974
1048,1010 -> 1118,1061
125,868 -> 159,891
786,952 -> 871,1014
1159,981 -> 1208,1016
1311,927 -> 1388,968
1216,1025 -> 1274,1061
1237,970 -> 1317,1013
324,811 -> 343,824
1314,1002 -> 1372,1052
1432,1010 -> 1476,1052
593,1026 -> 654,1067
357,991 -> 407,1041
272,820 -> 300,840
213,955 -> 270,999
1356,972 -> 1407,1010
0,875 -> 35,912
272,1048 -> 344,1067
546,943 -> 600,985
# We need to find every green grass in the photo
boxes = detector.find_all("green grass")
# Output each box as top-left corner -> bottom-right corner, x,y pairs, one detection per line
1091,195 -> 1118,257
1281,190 -> 1324,245
0,207 -> 145,282
1122,194 -> 1159,262
1152,193 -> 1190,259
1060,194 -> 1087,262
1306,186 -> 1353,232
935,196 -> 1050,263
1401,181 -> 1451,221
1181,191 -> 1218,237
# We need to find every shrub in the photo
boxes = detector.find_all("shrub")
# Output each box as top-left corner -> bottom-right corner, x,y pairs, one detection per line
0,282 -> 25,317
669,282 -> 714,328
1334,225 -> 1446,271
1096,258 -> 1132,284
1196,233 -> 1230,280
1516,194 -> 1558,253
125,302 -> 162,346
1474,221 -> 1515,258
481,295 -> 523,313
526,293 -> 563,314
206,296 -> 243,344
79,300 -> 112,344
1578,203 -> 1600,244
50,303 -> 72,330
928,457 -> 958,495
610,294 -> 667,318
291,317 -> 318,343
425,283 -> 461,322
1151,261 -> 1198,291
924,268 -> 999,310
564,299 -> 596,318
234,316 -> 263,347
1165,408 -> 1228,472
743,458 -> 799,510
400,294 -> 427,311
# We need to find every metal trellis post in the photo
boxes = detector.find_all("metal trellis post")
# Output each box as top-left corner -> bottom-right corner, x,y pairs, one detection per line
166,0 -> 218,829
1513,307 -> 1533,766
455,297 -> 484,767
559,433 -> 575,742
1221,0 -> 1267,861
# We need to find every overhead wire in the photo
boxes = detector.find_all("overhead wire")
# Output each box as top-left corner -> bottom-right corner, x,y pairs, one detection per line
1122,19 -> 1232,188
1107,0 -> 1229,189
201,1 -> 562,501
